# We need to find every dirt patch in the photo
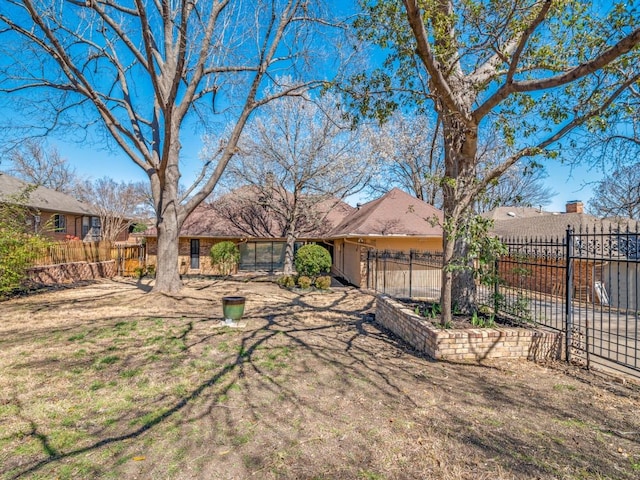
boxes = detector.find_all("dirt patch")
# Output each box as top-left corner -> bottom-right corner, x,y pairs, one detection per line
395,298 -> 533,329
1,277 -> 639,479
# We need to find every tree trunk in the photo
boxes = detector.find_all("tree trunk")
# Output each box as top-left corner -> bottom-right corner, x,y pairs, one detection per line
151,149 -> 184,294
440,197 -> 477,323
452,235 -> 475,314
154,212 -> 183,293
283,230 -> 296,275
440,224 -> 456,324
439,106 -> 479,323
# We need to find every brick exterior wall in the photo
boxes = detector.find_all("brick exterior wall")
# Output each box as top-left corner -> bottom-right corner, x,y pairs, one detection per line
376,295 -> 563,362
27,260 -> 116,285
146,238 -> 237,275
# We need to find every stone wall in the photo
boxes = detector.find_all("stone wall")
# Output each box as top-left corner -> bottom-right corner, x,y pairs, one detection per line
27,260 -> 116,285
376,295 -> 563,362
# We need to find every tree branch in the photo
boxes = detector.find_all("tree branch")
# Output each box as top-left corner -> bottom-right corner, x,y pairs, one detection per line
474,26 -> 640,121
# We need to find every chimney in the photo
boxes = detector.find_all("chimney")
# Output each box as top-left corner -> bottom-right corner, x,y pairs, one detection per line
566,200 -> 583,214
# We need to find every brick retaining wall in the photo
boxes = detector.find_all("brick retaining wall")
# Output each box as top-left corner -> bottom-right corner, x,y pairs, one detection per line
376,295 -> 563,362
27,260 -> 116,285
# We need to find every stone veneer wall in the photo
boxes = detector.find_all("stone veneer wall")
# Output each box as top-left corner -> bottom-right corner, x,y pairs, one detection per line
27,260 -> 116,285
376,294 -> 563,362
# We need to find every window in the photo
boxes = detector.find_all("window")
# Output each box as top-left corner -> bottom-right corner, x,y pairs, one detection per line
54,214 -> 66,233
190,239 -> 200,270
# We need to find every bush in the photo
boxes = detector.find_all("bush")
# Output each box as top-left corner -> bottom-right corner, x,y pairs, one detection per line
146,264 -> 156,277
297,275 -> 312,289
0,189 -> 51,297
210,241 -> 240,276
294,244 -> 331,279
133,266 -> 146,279
315,275 -> 331,290
277,275 -> 296,288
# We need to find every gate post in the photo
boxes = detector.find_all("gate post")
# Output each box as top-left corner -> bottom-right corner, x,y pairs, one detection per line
409,250 -> 413,298
375,251 -> 379,292
493,257 -> 499,315
383,251 -> 387,293
565,227 -> 574,363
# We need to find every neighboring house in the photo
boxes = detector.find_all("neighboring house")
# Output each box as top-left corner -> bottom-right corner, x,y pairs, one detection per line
0,172 -> 103,241
486,200 -> 640,310
329,188 -> 444,287
143,188 -> 354,274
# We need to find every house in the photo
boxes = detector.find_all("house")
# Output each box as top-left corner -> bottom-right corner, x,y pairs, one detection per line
329,188 -> 444,287
0,172 -> 102,241
486,200 -> 640,310
143,187 -> 355,274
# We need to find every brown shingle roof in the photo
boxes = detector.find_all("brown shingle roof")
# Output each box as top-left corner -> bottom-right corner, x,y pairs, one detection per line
491,212 -> 640,239
481,206 -> 553,221
0,172 -> 95,216
144,187 -> 354,239
329,188 -> 443,238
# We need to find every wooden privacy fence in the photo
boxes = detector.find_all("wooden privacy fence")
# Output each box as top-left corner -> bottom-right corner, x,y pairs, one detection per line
28,241 -> 146,277
113,243 -> 146,276
30,241 -> 113,266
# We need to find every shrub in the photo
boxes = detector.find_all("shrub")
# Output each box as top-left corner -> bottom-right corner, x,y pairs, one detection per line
210,241 -> 240,276
294,244 -> 331,279
0,188 -> 51,297
277,275 -> 296,288
146,264 -> 156,277
297,275 -> 312,289
133,266 -> 145,279
315,275 -> 331,290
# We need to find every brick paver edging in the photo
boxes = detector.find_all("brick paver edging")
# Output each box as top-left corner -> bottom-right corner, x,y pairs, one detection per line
376,294 -> 564,362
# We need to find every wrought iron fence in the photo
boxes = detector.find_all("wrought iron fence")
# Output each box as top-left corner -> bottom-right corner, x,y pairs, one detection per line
366,225 -> 640,378
566,226 -> 639,377
365,249 -> 443,299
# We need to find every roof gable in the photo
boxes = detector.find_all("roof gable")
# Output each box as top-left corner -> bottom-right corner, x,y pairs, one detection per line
0,172 -> 94,216
330,188 -> 443,237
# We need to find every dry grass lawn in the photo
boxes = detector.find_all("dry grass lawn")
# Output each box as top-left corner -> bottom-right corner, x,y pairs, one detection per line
1,277 -> 639,479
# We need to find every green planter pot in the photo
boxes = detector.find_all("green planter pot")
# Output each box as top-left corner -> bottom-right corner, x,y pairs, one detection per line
222,296 -> 245,323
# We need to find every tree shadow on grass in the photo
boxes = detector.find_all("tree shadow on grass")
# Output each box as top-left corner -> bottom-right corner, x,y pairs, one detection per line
4,281 -> 640,479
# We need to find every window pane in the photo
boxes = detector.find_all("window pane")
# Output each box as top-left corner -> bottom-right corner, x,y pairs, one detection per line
54,214 -> 66,232
239,243 -> 255,270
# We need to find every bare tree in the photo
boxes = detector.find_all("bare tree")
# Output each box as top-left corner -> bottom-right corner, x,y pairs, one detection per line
365,112 -> 443,206
76,177 -> 148,242
588,164 -> 640,220
352,0 -> 640,321
218,94 -> 369,274
0,0 -> 343,293
475,163 -> 554,213
4,140 -> 78,194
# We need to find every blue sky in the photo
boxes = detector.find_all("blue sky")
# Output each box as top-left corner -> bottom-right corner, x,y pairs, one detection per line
49,131 -> 602,213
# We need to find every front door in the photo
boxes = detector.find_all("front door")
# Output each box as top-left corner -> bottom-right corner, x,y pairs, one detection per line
190,239 -> 200,270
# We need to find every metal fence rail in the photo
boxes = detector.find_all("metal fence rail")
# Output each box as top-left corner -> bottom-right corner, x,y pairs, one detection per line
366,225 -> 640,379
366,250 -> 442,299
567,226 -> 640,376
483,236 -> 568,332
